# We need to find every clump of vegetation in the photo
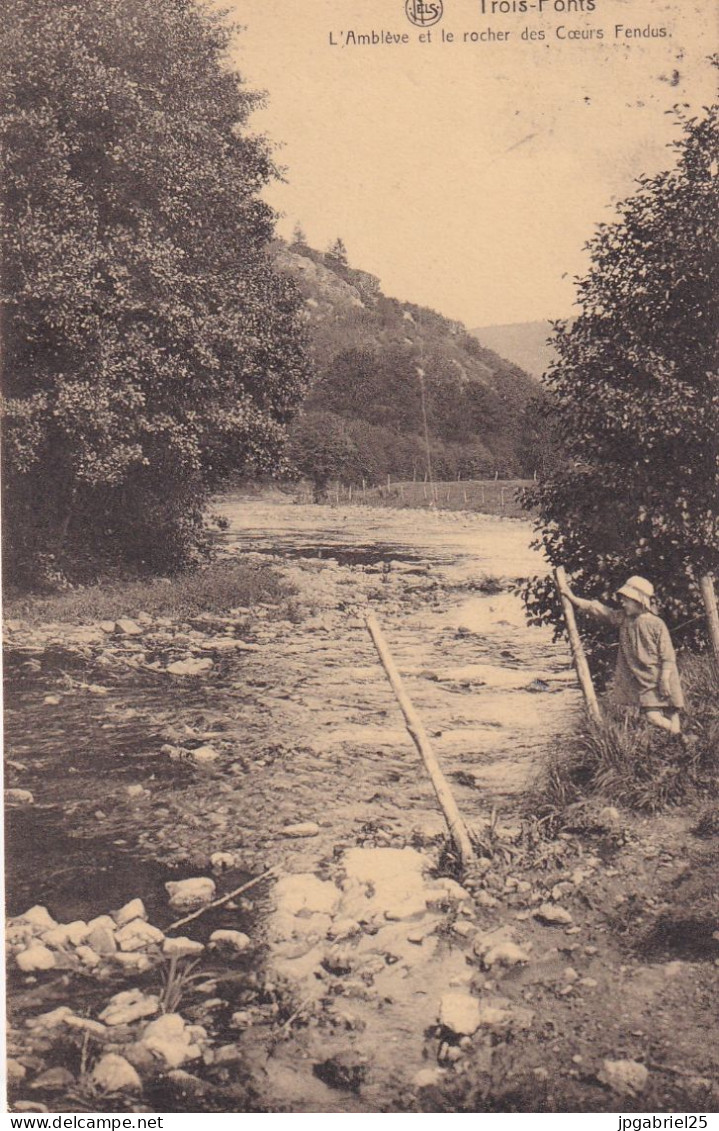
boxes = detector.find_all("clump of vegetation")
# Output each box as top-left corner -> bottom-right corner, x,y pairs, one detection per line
4,559 -> 294,625
2,0 -> 309,588
528,655 -> 719,818
521,98 -> 718,655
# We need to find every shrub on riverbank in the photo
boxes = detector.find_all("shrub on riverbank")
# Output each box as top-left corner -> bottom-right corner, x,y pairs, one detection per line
4,559 -> 294,626
528,654 -> 719,818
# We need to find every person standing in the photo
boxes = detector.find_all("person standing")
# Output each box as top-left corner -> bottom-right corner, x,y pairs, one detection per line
557,574 -> 686,736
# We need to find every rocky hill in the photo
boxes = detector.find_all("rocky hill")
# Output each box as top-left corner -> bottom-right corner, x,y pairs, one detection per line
274,240 -> 547,490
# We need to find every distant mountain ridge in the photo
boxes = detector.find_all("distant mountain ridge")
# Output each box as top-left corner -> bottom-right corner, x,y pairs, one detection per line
470,321 -> 559,380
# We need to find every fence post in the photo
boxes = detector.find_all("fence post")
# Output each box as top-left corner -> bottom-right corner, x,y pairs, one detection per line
554,567 -> 602,725
700,574 -> 719,669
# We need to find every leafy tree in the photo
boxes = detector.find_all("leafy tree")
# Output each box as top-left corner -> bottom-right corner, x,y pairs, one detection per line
287,411 -> 358,500
522,101 -> 719,653
1,0 -> 309,584
291,222 -> 308,248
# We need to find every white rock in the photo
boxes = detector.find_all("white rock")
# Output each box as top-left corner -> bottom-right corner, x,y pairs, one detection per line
115,919 -> 165,952
141,1013 -> 202,1068
75,946 -> 101,968
7,1059 -> 27,1082
6,789 -> 34,805
210,852 -> 236,872
598,806 -> 622,829
87,915 -> 117,933
16,944 -> 56,972
167,658 -> 213,676
87,927 -> 118,955
99,989 -> 160,1026
383,893 -> 429,920
282,822 -> 320,838
327,919 -> 362,941
600,1059 -> 649,1096
162,937 -> 205,958
431,878 -> 473,903
209,930 -> 250,953
166,877 -> 216,911
112,952 -> 152,973
191,745 -> 219,765
438,992 -> 481,1036
535,903 -> 573,925
91,1054 -> 142,1093
44,696 -> 61,706
116,619 -> 143,636
274,874 -> 340,917
113,898 -> 148,927
413,1067 -> 446,1088
482,942 -> 531,969
99,621 -> 116,634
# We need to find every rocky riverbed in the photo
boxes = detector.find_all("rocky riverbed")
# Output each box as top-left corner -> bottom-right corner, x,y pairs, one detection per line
5,498 -> 719,1113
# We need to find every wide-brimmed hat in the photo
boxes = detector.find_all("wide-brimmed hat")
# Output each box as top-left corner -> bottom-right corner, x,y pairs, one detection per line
616,575 -> 654,610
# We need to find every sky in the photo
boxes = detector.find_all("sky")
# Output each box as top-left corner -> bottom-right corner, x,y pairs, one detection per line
226,0 -> 716,327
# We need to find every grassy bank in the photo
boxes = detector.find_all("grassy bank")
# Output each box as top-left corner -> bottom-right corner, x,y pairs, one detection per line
3,558 -> 294,626
294,478 -> 534,518
528,653 -> 719,819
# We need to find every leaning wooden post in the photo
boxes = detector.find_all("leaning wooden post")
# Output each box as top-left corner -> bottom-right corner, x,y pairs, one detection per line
365,613 -> 474,869
553,567 -> 602,725
699,574 -> 719,668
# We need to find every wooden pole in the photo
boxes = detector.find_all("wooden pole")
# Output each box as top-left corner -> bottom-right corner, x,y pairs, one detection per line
700,574 -> 719,668
553,567 -> 602,725
365,613 -> 474,868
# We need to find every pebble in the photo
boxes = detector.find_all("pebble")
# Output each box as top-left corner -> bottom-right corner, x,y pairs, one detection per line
7,1058 -> 27,1082
438,992 -> 481,1036
16,945 -> 56,972
99,990 -> 160,1026
75,946 -> 101,968
191,745 -> 220,765
87,927 -> 118,955
210,852 -> 236,872
115,919 -> 165,952
535,904 -> 573,926
92,1054 -> 142,1093
30,1067 -> 76,1091
167,658 -> 213,676
282,822 -> 320,838
599,1058 -> 649,1096
481,941 -> 531,969
113,900 -> 149,927
141,1013 -> 203,1068
163,937 -> 206,958
209,930 -> 250,953
166,877 -> 216,910
6,789 -> 35,805
413,1067 -> 446,1088
116,619 -> 143,635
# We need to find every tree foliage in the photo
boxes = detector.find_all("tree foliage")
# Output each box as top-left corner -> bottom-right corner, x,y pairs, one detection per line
1,0 -> 309,584
522,101 -> 719,652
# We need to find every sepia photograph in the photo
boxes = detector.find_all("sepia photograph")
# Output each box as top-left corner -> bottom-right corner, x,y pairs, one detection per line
3,0 -> 718,1117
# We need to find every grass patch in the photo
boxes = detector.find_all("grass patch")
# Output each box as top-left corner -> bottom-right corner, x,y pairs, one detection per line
4,559 -> 294,626
527,654 -> 719,818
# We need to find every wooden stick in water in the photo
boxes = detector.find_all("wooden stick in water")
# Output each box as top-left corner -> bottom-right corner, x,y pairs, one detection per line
365,612 -> 474,869
554,566 -> 602,725
166,867 -> 279,932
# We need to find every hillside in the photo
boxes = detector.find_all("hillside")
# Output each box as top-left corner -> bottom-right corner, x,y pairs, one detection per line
469,321 -> 558,380
274,240 -> 548,493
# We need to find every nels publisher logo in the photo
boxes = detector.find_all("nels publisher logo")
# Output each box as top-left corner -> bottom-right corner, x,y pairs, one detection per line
405,0 -> 443,27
